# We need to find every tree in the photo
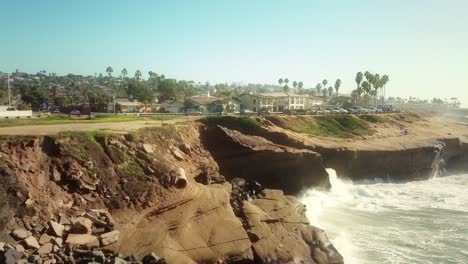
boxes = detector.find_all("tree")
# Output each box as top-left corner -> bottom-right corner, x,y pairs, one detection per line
321,89 -> 328,97
283,85 -> 290,92
106,66 -> 113,77
298,81 -> 303,89
322,79 -> 328,88
355,72 -> 363,91
315,83 -> 322,96
125,80 -> 155,111
135,70 -> 142,80
381,74 -> 389,100
284,78 -> 289,86
292,81 -> 298,91
361,81 -> 371,97
121,68 -> 128,79
278,78 -> 284,86
328,87 -> 334,97
334,79 -> 341,96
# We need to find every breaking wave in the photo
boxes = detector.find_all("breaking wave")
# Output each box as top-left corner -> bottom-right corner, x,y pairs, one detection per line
300,169 -> 468,264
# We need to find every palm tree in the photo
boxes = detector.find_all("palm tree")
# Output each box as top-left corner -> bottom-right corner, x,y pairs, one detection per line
292,81 -> 298,92
121,68 -> 128,79
298,81 -> 303,89
284,78 -> 289,86
298,81 -> 304,94
355,72 -> 363,91
361,81 -> 371,105
334,79 -> 341,96
135,70 -> 142,80
322,79 -> 328,88
328,87 -> 334,97
381,74 -> 389,101
321,89 -> 328,98
372,74 -> 380,105
315,83 -> 322,96
106,66 -> 113,77
278,78 -> 284,86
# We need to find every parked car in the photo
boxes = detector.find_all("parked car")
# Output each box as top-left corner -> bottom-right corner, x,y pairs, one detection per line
69,110 -> 81,116
325,107 -> 340,114
185,109 -> 202,116
333,107 -> 349,114
378,105 -> 395,113
348,106 -> 368,114
368,107 -> 383,113
257,107 -> 271,115
240,109 -> 255,115
317,109 -> 331,115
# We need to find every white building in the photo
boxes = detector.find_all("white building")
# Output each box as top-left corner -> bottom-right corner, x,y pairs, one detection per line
238,92 -> 324,112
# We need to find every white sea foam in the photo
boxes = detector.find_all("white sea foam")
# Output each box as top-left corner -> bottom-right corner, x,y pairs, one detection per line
300,169 -> 468,264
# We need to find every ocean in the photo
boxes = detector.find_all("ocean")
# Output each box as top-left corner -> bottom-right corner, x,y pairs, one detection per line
300,169 -> 468,264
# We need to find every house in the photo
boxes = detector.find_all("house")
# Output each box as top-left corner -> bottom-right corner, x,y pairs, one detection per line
108,98 -> 144,113
186,94 -> 240,113
159,100 -> 185,113
238,92 -> 322,112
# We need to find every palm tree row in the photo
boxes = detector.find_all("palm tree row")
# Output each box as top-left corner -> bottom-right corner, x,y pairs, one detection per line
278,78 -> 304,93
312,78 -> 341,98
352,71 -> 389,106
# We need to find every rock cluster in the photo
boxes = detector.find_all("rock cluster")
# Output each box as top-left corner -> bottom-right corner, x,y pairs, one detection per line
0,209 -> 166,264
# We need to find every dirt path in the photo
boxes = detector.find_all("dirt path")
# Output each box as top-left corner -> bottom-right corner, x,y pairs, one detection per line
0,116 -> 201,135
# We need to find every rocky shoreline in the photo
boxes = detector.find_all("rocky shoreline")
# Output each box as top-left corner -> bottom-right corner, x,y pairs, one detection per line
1,115 -> 466,263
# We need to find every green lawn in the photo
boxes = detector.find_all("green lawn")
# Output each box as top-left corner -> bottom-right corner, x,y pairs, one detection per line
267,115 -> 374,138
0,114 -> 178,127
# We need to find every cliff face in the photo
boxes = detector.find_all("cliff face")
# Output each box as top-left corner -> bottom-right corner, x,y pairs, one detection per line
249,116 -> 468,182
201,125 -> 331,194
0,124 -> 342,264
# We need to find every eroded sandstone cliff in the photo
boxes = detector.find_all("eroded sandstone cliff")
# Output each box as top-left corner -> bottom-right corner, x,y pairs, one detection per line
0,124 -> 342,264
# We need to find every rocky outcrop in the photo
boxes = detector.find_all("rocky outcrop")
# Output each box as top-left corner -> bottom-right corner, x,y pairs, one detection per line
201,125 -> 331,194
241,189 -> 342,264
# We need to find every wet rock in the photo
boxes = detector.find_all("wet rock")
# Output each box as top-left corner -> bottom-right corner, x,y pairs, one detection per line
4,249 -> 24,264
23,236 -> 40,249
71,217 -> 93,234
38,233 -> 52,245
65,234 -> 99,248
11,229 -> 32,240
99,230 -> 120,246
49,221 -> 64,237
313,247 -> 329,264
37,243 -> 53,255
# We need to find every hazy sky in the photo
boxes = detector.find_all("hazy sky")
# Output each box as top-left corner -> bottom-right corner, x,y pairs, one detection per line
1,0 -> 467,105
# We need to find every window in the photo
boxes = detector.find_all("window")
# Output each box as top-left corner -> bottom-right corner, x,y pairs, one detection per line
253,99 -> 256,104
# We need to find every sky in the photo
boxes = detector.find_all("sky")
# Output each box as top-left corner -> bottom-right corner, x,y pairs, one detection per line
1,0 -> 468,105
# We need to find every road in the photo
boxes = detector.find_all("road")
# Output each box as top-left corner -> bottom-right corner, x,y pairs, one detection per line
0,116 -> 201,136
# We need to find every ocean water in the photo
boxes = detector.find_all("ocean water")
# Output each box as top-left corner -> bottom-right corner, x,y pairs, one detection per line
300,169 -> 468,264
